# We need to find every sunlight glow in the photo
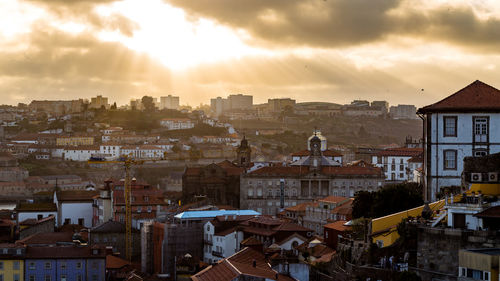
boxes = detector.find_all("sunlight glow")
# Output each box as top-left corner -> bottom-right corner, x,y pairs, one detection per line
96,0 -> 273,70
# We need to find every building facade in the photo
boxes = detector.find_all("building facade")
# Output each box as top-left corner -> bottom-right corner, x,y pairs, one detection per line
418,80 -> 500,201
240,136 -> 384,215
371,147 -> 423,182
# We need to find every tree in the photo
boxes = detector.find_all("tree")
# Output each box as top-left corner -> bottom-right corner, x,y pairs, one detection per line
141,96 -> 156,112
352,183 -> 424,219
352,191 -> 374,218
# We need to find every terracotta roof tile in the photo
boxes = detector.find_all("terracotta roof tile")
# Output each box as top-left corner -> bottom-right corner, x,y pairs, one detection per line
324,220 -> 351,232
57,190 -> 98,201
418,80 -> 500,113
106,254 -> 131,269
249,165 -> 382,176
375,147 -> 423,157
318,196 -> 349,204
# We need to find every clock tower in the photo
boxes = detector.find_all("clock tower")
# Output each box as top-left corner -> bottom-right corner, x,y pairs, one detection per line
309,133 -> 322,170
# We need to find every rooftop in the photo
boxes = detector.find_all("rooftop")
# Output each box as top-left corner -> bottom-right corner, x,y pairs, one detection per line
418,80 -> 500,113
175,210 -> 260,220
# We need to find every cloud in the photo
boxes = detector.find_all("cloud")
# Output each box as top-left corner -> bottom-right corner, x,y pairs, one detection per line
164,0 -> 500,50
23,0 -> 139,37
0,23 -> 172,104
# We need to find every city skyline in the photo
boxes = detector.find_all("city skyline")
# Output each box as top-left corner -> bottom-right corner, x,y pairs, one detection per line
2,0 -> 500,107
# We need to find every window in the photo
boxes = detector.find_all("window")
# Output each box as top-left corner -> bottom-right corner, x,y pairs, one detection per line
399,173 -> 404,179
44,275 -> 51,281
64,218 -> 71,225
147,206 -> 152,213
45,262 -> 51,269
247,189 -> 253,197
61,276 -> 67,281
76,262 -> 82,269
29,262 -> 35,270
144,196 -> 149,202
78,218 -> 84,226
444,150 -> 457,170
77,275 -> 82,281
0,262 -> 3,270
0,275 -> 3,281
137,207 -> 142,213
443,116 -> 457,137
257,188 -> 262,197
29,276 -> 35,281
474,117 -> 489,143
61,262 -> 66,270
13,261 -> 20,270
92,275 -> 98,281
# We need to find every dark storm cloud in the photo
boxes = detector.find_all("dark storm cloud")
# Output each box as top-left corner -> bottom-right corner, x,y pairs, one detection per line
23,0 -> 139,37
165,0 -> 500,50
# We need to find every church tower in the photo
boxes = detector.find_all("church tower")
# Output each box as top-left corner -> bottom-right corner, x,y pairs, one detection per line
309,132 -> 322,171
236,136 -> 251,168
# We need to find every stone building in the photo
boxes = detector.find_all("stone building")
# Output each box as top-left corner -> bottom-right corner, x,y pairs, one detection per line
240,135 -> 385,215
182,139 -> 250,208
90,220 -> 140,260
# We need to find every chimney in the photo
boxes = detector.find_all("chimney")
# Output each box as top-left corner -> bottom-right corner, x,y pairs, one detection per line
252,259 -> 256,267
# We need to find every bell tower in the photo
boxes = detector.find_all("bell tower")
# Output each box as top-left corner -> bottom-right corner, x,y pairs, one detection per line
309,131 -> 322,171
236,136 -> 251,168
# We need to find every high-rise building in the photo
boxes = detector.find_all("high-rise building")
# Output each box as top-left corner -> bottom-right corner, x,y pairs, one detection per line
89,95 -> 109,109
228,94 -> 253,109
159,95 -> 180,110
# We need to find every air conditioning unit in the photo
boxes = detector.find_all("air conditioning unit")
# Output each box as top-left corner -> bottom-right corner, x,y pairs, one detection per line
471,173 -> 482,182
488,172 -> 499,182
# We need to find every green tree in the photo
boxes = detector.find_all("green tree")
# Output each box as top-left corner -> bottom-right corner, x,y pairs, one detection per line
352,191 -> 374,218
141,96 -> 156,112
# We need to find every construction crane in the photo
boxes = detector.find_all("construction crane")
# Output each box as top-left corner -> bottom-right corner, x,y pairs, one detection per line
89,156 -> 144,261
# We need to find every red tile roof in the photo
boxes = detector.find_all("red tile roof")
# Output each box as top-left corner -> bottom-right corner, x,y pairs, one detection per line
474,206 -> 500,218
106,254 -> 131,269
249,165 -> 382,176
375,147 -> 423,157
26,245 -> 106,259
418,80 -> 500,113
285,202 -> 317,212
331,199 -> 353,216
57,190 -> 98,201
324,220 -> 350,232
318,196 -> 349,204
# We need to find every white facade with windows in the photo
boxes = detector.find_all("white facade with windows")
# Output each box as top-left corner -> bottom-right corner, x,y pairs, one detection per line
422,113 -> 500,201
418,80 -> 500,202
202,221 -> 244,264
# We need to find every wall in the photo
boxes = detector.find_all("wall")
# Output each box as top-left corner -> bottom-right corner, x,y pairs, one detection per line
60,202 -> 93,228
416,227 -> 500,281
0,260 -> 24,281
427,113 -> 500,201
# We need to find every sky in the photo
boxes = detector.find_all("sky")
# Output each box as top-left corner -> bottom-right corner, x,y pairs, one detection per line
1,0 -> 500,107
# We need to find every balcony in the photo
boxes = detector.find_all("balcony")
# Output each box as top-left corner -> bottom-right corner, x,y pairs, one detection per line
212,250 -> 223,258
204,239 -> 213,245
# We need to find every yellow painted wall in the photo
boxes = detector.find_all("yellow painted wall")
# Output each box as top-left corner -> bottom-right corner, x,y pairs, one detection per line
371,197 -> 458,247
468,184 -> 500,196
56,137 -> 94,146
0,260 -> 24,281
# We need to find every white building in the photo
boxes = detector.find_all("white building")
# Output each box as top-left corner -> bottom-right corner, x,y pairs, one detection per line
99,144 -> 122,159
63,146 -> 99,161
418,80 -> 500,202
159,95 -> 180,110
121,145 -> 164,160
54,190 -> 96,228
371,147 -> 423,182
202,220 -> 245,264
160,118 -> 195,130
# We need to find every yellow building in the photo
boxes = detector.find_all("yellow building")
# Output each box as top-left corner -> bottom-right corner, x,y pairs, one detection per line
0,245 -> 25,281
56,136 -> 94,146
459,248 -> 500,281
